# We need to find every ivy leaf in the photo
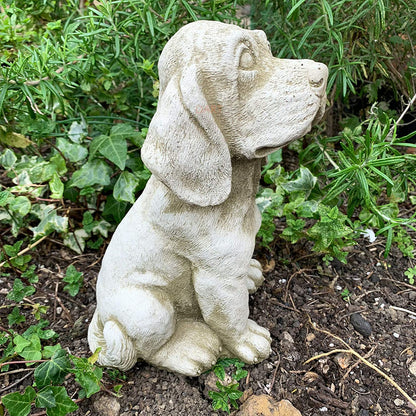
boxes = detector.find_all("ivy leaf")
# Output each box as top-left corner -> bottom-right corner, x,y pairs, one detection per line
0,148 -> 17,169
8,306 -> 26,327
281,166 -> 317,197
69,159 -> 112,188
22,265 -> 39,284
32,303 -> 48,320
30,206 -> 68,238
213,365 -> 226,381
49,154 -> 67,175
102,195 -> 128,223
9,196 -> 31,216
71,355 -> 103,398
42,344 -> 62,359
110,123 -> 142,147
35,349 -> 71,388
4,240 -> 23,256
63,229 -> 89,254
13,334 -> 42,361
23,319 -> 57,340
49,173 -> 64,199
68,120 -> 87,143
35,387 -> 56,409
56,137 -> 88,163
7,278 -> 36,302
62,265 -> 83,297
0,126 -> 32,148
0,190 -> 12,206
44,386 -> 78,416
113,171 -> 140,203
2,386 -> 36,416
90,134 -> 127,170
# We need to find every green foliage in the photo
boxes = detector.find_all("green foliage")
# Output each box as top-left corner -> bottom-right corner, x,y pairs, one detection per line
257,165 -> 356,263
208,358 -> 248,414
404,266 -> 416,285
340,288 -> 351,301
248,0 -> 416,101
1,346 -> 103,416
0,0 -> 238,254
62,265 -> 84,297
7,278 -> 36,302
258,112 -> 416,261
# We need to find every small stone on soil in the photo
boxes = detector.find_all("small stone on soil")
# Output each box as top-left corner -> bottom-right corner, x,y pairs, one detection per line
93,394 -> 120,416
350,313 -> 372,337
235,395 -> 302,416
394,398 -> 404,406
409,360 -> 416,377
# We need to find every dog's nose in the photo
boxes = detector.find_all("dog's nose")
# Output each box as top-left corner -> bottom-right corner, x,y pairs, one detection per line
307,62 -> 328,96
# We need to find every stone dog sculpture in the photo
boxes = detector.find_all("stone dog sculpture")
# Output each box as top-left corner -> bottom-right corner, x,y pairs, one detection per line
88,20 -> 328,376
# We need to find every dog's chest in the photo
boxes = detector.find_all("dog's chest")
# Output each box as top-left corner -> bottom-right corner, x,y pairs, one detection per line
145,159 -> 262,253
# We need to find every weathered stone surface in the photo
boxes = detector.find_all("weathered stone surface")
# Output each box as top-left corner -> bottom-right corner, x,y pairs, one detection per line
88,20 -> 328,376
236,396 -> 302,416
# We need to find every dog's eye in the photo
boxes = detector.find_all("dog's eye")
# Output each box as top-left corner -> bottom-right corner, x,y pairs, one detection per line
239,49 -> 254,69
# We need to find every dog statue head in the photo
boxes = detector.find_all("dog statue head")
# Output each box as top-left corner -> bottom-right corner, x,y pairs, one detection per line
142,21 -> 328,207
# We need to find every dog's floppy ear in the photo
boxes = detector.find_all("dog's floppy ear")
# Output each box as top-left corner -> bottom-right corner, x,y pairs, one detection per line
141,64 -> 232,207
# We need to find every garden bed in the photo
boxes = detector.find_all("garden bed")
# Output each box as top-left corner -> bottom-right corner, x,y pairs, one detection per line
2,234 -> 415,416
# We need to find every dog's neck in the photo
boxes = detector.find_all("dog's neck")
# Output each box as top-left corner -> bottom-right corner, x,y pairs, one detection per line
227,157 -> 262,202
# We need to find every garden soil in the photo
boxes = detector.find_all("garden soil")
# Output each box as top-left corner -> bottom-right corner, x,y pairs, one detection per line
2,231 -> 415,416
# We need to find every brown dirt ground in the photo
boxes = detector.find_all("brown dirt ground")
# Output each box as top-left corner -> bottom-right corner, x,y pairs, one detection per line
1,230 -> 416,416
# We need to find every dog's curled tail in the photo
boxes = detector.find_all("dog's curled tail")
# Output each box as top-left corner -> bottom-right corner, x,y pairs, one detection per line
88,311 -> 137,372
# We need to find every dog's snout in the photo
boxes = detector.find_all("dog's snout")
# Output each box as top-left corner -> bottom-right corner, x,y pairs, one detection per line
307,62 -> 328,95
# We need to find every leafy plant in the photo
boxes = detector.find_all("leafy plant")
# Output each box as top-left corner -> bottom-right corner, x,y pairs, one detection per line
404,265 -> 416,285
1,348 -> 103,416
257,110 -> 416,261
341,288 -> 351,301
208,358 -> 248,414
248,0 -> 416,101
257,165 -> 356,263
62,265 -> 84,297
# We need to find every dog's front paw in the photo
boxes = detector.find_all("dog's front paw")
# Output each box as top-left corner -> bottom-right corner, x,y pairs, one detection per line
246,259 -> 264,294
228,319 -> 271,364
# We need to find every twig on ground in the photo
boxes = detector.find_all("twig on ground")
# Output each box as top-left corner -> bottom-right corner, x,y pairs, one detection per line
284,268 -> 311,303
389,305 -> 416,318
0,368 -> 34,377
304,318 -> 416,409
341,346 -> 376,382
53,281 -> 59,322
0,371 -> 34,394
0,359 -> 47,369
0,236 -> 47,268
266,352 -> 280,394
55,295 -> 73,323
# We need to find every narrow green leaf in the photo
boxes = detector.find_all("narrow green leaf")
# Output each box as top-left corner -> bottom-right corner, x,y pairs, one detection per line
287,0 -> 308,20
146,11 -> 155,37
181,0 -> 198,20
368,165 -> 394,186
